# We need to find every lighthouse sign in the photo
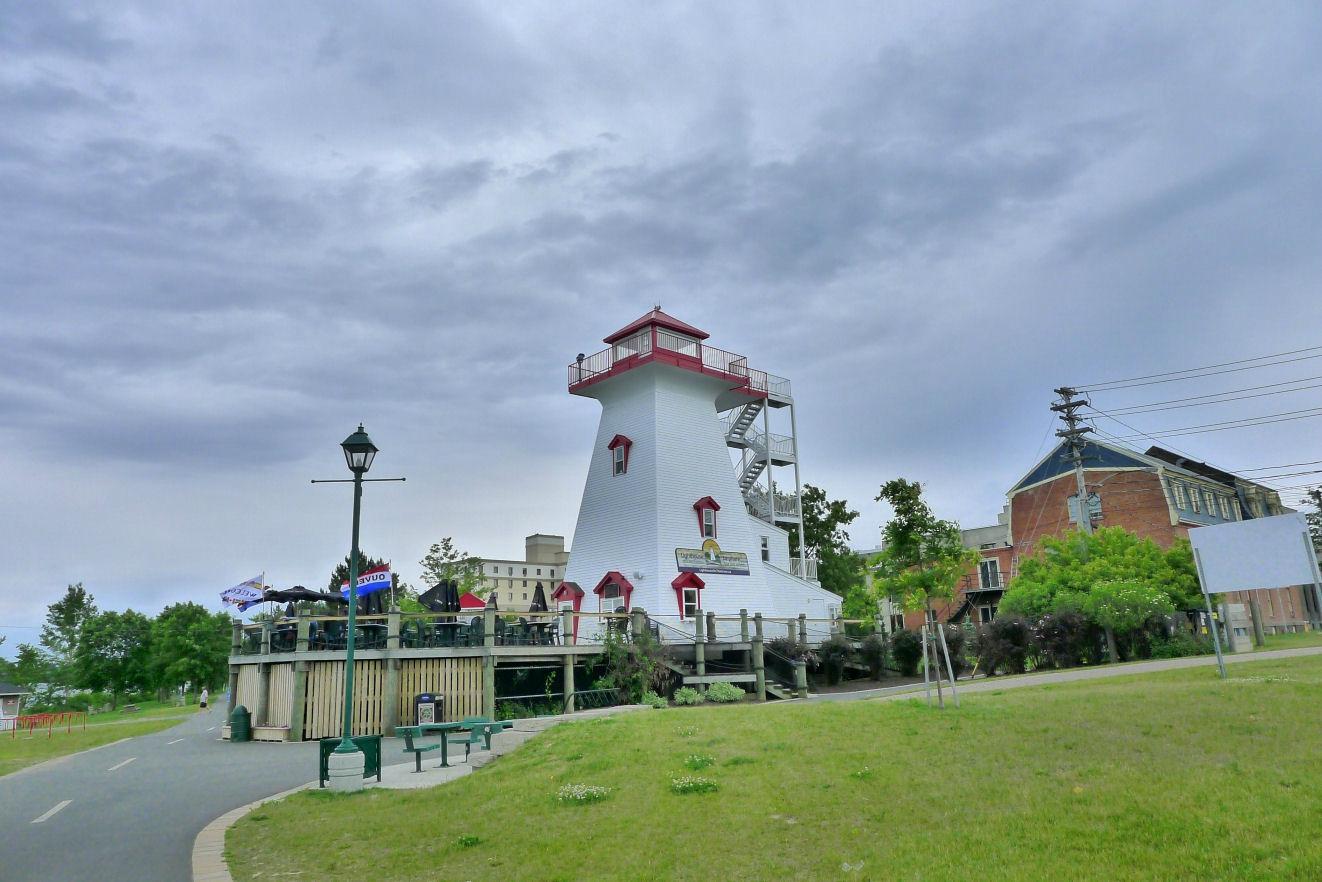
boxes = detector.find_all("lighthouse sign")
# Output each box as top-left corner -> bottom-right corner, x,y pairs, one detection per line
676,540 -> 750,576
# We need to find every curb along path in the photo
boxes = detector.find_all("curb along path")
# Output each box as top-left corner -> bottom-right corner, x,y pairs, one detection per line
192,704 -> 644,882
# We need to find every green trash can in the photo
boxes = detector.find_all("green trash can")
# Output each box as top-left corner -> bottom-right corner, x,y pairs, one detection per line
229,705 -> 252,743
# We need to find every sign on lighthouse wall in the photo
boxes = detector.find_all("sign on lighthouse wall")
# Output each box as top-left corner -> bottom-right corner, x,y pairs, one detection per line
676,540 -> 751,576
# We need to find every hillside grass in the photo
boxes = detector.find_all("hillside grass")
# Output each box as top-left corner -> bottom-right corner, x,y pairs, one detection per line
0,716 -> 189,777
227,655 -> 1322,882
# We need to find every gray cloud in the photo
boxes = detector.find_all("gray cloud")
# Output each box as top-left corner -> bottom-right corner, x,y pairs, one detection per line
3,2 -> 1322,649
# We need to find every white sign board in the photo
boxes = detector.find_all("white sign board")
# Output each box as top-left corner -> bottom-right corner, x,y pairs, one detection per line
1188,512 -> 1320,594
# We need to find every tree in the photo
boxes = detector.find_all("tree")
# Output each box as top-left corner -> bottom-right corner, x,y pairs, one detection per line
999,526 -> 1198,662
151,603 -> 232,694
40,583 -> 96,685
73,610 -> 153,708
1081,581 -> 1175,659
11,643 -> 52,692
1303,487 -> 1322,552
791,485 -> 865,609
418,537 -> 482,596
871,478 -> 978,616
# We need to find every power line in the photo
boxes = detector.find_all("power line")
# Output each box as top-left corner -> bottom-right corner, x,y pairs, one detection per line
1076,345 -> 1322,392
1102,407 -> 1322,441
1234,459 -> 1322,472
1099,377 -> 1322,416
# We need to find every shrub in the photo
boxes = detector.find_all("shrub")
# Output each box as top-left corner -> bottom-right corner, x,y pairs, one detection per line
670,775 -> 718,795
556,783 -> 610,804
890,629 -> 924,677
641,690 -> 667,709
672,687 -> 704,706
858,633 -> 888,679
937,625 -> 968,678
817,634 -> 853,685
974,617 -> 1031,675
456,835 -> 481,848
705,681 -> 744,703
684,754 -> 715,770
1033,609 -> 1102,669
1149,629 -> 1212,659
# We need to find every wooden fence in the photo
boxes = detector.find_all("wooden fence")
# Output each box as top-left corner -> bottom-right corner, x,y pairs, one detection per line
398,657 -> 483,726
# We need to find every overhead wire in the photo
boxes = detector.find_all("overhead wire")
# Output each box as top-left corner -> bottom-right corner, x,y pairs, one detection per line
1098,407 -> 1322,441
1100,377 -> 1322,416
1076,345 -> 1322,392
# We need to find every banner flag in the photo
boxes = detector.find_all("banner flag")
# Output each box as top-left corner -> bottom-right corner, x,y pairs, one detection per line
221,573 -> 266,611
340,564 -> 393,598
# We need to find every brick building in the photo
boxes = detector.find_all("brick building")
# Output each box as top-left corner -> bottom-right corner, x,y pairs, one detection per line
1006,439 -> 1320,631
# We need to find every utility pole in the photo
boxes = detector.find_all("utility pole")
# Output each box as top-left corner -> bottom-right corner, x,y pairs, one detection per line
1052,387 -> 1094,535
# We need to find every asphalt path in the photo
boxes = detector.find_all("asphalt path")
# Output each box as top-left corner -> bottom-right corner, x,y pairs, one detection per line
2,706 -> 319,882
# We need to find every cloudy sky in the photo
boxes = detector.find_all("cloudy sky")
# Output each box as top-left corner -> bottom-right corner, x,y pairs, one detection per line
3,2 -> 1321,650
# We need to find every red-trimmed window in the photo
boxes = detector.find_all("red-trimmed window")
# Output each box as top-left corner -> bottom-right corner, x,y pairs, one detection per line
607,434 -> 632,476
592,571 -> 635,613
693,496 -> 720,538
671,573 -> 704,619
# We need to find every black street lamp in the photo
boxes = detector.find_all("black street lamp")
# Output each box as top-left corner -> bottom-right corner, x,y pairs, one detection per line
335,424 -> 377,759
312,424 -> 403,790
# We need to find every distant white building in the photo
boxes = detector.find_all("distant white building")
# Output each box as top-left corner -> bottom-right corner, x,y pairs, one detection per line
556,309 -> 840,639
475,534 -> 570,609
0,681 -> 27,731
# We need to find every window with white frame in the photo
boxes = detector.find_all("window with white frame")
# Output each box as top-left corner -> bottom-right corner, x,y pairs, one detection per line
1190,487 -> 1201,513
889,614 -> 905,633
702,508 -> 717,539
760,537 -> 769,562
682,587 -> 699,619
1204,490 -> 1217,515
979,559 -> 1000,589
979,606 -> 994,624
613,445 -> 626,475
599,582 -> 622,614
1172,481 -> 1188,508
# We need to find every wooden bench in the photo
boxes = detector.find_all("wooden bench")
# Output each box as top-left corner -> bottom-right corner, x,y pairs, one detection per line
396,727 -> 441,772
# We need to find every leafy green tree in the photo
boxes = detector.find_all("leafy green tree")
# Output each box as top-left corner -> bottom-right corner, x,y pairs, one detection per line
790,485 -> 865,609
40,583 -> 96,686
11,643 -> 53,691
419,537 -> 482,595
870,478 -> 978,616
1083,581 -> 1175,659
1303,487 -> 1322,552
1000,527 -> 1198,661
73,610 -> 153,709
151,603 -> 232,694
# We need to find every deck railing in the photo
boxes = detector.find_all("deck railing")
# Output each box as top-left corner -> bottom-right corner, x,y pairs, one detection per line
569,330 -> 769,395
744,486 -> 801,520
789,557 -> 818,581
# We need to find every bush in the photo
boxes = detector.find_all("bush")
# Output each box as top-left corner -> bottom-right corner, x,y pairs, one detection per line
672,686 -> 704,706
858,633 -> 888,679
937,625 -> 968,678
684,754 -> 715,770
556,784 -> 610,804
641,690 -> 667,709
890,630 -> 924,677
1149,629 -> 1212,659
705,681 -> 744,703
1033,609 -> 1102,669
974,617 -> 1031,675
817,634 -> 853,685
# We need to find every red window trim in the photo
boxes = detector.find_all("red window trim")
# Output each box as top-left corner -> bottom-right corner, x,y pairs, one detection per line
693,496 -> 720,537
592,571 -> 635,611
607,434 -> 632,475
671,572 -> 704,618
552,581 -> 584,640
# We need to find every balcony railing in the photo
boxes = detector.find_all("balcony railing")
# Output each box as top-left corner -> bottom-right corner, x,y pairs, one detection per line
745,487 -> 801,521
959,573 -> 1006,591
767,373 -> 792,399
569,329 -> 769,395
789,557 -> 818,581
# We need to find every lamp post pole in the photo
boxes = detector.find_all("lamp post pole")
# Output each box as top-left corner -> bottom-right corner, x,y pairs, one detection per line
336,462 -> 364,754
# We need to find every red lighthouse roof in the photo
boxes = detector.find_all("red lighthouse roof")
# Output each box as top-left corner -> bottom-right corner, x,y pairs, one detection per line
603,308 -> 710,345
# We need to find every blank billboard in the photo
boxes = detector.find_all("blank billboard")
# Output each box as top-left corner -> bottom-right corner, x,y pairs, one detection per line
1188,512 -> 1320,595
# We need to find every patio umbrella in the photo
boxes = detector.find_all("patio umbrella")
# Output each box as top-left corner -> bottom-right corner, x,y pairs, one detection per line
444,580 -> 462,614
283,602 -> 297,619
418,582 -> 448,612
529,583 -> 548,613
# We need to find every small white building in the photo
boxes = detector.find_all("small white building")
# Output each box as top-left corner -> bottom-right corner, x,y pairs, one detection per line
0,681 -> 28,731
556,309 -> 840,640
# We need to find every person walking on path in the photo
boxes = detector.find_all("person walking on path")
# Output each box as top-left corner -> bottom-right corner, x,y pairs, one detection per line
199,687 -> 209,710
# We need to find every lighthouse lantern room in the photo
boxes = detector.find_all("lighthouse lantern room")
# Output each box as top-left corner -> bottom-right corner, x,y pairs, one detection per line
560,309 -> 841,639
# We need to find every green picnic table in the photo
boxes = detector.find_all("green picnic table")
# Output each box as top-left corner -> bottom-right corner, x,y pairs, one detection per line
395,718 -> 514,770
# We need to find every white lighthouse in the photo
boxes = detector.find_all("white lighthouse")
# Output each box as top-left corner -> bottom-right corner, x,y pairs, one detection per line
555,309 -> 841,638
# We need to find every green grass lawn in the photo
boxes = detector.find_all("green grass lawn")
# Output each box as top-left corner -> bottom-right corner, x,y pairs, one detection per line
0,716 -> 189,777
227,656 -> 1322,882
1259,630 -> 1322,650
